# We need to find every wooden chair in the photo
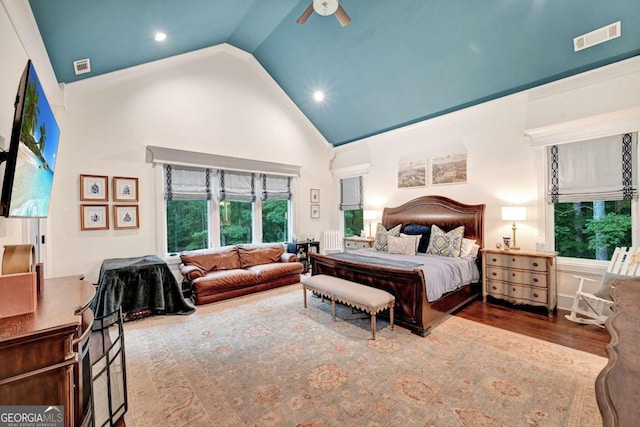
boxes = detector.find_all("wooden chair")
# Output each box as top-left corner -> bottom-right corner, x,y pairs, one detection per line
565,247 -> 640,327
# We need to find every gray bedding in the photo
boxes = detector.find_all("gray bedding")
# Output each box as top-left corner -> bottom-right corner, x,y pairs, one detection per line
334,249 -> 480,302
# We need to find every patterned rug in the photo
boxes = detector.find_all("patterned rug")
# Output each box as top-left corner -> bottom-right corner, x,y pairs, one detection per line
123,284 -> 606,427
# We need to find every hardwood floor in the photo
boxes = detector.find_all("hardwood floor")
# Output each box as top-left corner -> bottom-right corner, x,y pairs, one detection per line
455,297 -> 611,358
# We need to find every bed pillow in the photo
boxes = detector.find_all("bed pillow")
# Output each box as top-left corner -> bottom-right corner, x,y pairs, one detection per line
401,223 -> 431,253
426,225 -> 465,257
374,223 -> 402,251
400,233 -> 421,252
388,235 -> 418,255
460,238 -> 477,257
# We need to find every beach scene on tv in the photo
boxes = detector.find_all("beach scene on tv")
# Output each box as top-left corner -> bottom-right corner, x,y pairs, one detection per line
10,63 -> 60,217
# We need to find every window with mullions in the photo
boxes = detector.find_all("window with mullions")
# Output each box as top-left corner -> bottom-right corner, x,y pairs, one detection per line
260,174 -> 291,243
548,133 -> 637,260
165,165 -> 211,253
340,176 -> 364,237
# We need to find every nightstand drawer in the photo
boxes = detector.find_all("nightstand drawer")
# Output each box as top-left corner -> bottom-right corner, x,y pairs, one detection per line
344,237 -> 375,249
485,266 -> 549,288
486,280 -> 548,304
486,253 -> 549,273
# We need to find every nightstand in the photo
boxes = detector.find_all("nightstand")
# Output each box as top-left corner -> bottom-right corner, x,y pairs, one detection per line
482,248 -> 557,316
344,236 -> 375,250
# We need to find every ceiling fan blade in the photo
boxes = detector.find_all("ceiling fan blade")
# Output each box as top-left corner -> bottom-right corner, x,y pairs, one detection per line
296,3 -> 314,24
334,5 -> 351,27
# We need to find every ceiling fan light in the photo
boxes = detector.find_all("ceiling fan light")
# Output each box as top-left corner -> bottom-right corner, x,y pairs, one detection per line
313,0 -> 339,16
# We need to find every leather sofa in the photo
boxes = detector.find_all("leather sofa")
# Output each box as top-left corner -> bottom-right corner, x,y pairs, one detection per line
179,243 -> 304,305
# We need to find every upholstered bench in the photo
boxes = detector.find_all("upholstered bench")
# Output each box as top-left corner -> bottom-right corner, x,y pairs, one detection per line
301,274 -> 395,339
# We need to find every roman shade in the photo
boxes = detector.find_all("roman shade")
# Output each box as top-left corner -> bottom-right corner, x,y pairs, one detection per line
547,133 -> 637,203
340,176 -> 363,210
260,175 -> 291,201
218,170 -> 255,202
164,165 -> 211,201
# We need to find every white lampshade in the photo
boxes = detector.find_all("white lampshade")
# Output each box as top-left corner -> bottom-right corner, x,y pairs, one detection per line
363,210 -> 377,221
501,206 -> 527,221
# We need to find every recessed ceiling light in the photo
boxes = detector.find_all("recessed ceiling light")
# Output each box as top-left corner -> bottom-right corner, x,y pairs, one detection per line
154,32 -> 167,42
313,90 -> 325,102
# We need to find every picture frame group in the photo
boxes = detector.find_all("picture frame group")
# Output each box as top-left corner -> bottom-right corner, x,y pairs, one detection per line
80,174 -> 139,230
310,188 -> 320,219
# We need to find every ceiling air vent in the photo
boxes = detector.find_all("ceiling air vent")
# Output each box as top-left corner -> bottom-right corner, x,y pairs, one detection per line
73,58 -> 91,75
573,21 -> 621,52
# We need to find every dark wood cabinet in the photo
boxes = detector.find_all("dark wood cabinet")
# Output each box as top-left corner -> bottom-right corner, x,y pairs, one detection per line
0,276 -> 95,427
287,241 -> 320,273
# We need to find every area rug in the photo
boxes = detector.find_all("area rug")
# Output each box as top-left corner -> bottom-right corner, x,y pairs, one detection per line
122,284 -> 606,427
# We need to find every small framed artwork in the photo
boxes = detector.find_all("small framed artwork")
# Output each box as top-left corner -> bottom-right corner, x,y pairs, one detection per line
431,153 -> 468,185
310,188 -> 320,203
113,176 -> 139,202
81,204 -> 109,230
80,174 -> 108,202
310,204 -> 320,219
114,205 -> 140,229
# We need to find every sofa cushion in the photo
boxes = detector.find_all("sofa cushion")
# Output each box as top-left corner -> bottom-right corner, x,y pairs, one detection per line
192,269 -> 258,293
180,246 -> 240,272
246,262 -> 303,282
238,244 -> 284,268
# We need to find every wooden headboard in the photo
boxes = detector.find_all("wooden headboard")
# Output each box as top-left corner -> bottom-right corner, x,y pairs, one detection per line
381,195 -> 485,249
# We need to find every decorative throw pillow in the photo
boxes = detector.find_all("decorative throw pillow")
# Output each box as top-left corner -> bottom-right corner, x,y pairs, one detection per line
594,272 -> 640,301
400,233 -> 421,252
401,223 -> 431,253
374,223 -> 402,251
426,225 -> 465,257
388,236 -> 418,255
460,238 -> 477,257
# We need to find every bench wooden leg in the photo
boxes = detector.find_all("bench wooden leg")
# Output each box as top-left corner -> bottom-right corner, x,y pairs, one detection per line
303,286 -> 307,308
390,305 -> 394,330
331,299 -> 336,321
371,313 -> 376,340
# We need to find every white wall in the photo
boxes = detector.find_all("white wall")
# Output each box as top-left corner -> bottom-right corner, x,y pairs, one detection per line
331,56 -> 640,309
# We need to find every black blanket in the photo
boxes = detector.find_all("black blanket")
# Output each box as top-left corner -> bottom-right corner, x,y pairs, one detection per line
91,255 -> 195,319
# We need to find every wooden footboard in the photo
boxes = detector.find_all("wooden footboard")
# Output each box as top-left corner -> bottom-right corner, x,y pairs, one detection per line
309,252 -> 480,336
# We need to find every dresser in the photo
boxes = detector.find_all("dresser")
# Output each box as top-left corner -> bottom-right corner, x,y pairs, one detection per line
344,236 -> 375,250
0,276 -> 95,427
595,279 -> 640,427
482,249 -> 557,316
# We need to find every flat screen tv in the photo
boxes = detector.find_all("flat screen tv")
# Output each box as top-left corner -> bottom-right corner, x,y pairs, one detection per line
0,60 -> 60,217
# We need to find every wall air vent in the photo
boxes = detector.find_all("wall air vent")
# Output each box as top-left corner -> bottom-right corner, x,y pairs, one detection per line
73,58 -> 91,75
573,21 -> 621,52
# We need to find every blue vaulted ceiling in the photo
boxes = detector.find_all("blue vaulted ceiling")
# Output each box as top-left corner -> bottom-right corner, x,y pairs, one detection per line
28,0 -> 640,146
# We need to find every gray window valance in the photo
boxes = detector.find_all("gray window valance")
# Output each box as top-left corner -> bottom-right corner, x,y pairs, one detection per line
165,165 -> 211,201
218,170 -> 255,202
547,133 -> 637,203
340,176 -> 363,211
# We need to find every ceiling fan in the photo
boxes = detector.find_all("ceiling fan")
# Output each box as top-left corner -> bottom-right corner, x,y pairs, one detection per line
296,0 -> 352,27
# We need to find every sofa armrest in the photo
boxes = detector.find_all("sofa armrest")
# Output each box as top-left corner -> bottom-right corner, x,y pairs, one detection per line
179,263 -> 205,280
281,253 -> 298,263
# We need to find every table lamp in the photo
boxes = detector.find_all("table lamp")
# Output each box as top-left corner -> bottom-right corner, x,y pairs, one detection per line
501,206 -> 527,250
363,210 -> 377,238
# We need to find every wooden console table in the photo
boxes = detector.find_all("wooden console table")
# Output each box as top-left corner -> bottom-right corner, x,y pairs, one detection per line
0,276 -> 95,427
595,279 -> 640,427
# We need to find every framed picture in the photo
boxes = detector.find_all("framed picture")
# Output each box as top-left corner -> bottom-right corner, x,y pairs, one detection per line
81,204 -> 109,230
431,153 -> 468,185
80,174 -> 108,202
310,204 -> 320,219
310,188 -> 320,203
114,205 -> 140,229
113,176 -> 139,202
398,157 -> 427,188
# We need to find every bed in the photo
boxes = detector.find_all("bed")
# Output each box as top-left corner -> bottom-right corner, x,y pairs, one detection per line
309,195 -> 485,337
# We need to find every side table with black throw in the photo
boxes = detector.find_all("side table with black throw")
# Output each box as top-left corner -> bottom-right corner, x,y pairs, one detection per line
287,241 -> 320,273
91,255 -> 194,321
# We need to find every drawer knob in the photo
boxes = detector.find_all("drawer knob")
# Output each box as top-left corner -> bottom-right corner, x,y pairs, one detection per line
512,288 -> 516,292
533,262 -> 539,267
533,278 -> 539,283
492,272 -> 497,276
492,286 -> 497,290
512,273 -> 516,277
533,293 -> 539,298
512,258 -> 516,262
492,258 -> 497,262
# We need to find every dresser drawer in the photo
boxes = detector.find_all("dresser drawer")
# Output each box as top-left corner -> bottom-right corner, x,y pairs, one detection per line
486,280 -> 548,304
344,238 -> 374,249
485,266 -> 549,288
486,253 -> 549,273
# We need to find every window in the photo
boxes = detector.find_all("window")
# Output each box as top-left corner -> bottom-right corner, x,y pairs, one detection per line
220,200 -> 253,245
261,174 -> 291,243
340,176 -> 363,237
164,165 -> 211,253
548,133 -> 636,260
